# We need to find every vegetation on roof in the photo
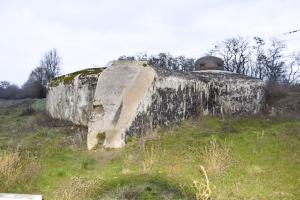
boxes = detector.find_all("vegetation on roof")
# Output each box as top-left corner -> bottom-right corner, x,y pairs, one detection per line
49,67 -> 105,87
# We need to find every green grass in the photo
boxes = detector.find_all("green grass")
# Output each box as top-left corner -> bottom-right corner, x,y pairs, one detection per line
0,99 -> 299,199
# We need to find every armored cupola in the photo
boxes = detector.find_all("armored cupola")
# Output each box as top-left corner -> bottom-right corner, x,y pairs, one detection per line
195,56 -> 224,71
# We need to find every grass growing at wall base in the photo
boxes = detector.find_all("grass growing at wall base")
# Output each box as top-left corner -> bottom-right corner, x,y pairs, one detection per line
0,99 -> 300,199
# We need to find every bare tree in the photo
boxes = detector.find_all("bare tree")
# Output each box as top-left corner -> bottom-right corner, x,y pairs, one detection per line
28,67 -> 47,86
148,53 -> 195,71
135,52 -> 148,61
118,55 -> 135,61
0,81 -> 20,99
0,81 -> 10,90
284,53 -> 300,84
39,49 -> 61,82
148,53 -> 171,69
252,37 -> 267,80
28,48 -> 61,86
210,36 -> 252,75
22,49 -> 61,98
263,39 -> 286,83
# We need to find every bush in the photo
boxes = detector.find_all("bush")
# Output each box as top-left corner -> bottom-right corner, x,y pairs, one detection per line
265,83 -> 288,106
265,83 -> 300,116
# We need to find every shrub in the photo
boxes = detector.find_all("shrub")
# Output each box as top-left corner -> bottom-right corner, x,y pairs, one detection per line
265,83 -> 288,106
265,83 -> 300,116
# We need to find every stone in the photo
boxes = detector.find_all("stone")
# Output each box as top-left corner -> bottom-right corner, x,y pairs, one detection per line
195,56 -> 224,70
47,61 -> 265,150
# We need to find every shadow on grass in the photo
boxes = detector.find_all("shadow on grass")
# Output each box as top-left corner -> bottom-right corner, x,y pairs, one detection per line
94,173 -> 195,200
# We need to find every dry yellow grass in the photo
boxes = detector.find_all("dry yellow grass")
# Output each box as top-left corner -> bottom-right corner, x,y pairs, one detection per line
202,137 -> 231,175
0,150 -> 40,191
193,165 -> 211,200
141,143 -> 163,172
56,176 -> 103,200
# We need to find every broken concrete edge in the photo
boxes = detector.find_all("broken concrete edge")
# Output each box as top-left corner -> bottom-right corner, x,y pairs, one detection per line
0,193 -> 42,200
87,62 -> 155,149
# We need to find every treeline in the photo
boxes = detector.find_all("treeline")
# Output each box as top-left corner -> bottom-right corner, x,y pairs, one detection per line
118,52 -> 196,71
119,36 -> 300,84
0,49 -> 61,99
210,36 -> 300,84
1,36 -> 299,100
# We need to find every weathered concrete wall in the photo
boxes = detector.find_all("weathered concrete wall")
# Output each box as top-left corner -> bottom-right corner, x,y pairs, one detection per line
46,68 -> 102,126
86,62 -> 264,149
127,69 -> 265,137
46,62 -> 265,150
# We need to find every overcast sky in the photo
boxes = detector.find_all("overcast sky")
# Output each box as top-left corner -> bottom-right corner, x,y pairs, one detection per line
1,0 -> 300,85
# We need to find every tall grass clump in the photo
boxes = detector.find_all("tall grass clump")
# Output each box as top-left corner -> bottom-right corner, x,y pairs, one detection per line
0,150 -> 40,191
56,176 -> 103,200
202,137 -> 231,175
141,143 -> 163,172
192,165 -> 211,200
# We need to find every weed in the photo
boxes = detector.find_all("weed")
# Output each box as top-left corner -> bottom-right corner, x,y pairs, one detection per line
192,165 -> 211,200
142,143 -> 163,172
202,137 -> 231,175
0,149 -> 40,191
57,176 -> 103,200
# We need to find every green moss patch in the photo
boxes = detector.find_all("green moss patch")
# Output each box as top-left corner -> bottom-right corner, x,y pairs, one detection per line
49,68 -> 105,87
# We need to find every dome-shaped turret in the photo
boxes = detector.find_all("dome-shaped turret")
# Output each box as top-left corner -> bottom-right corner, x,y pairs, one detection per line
195,56 -> 224,71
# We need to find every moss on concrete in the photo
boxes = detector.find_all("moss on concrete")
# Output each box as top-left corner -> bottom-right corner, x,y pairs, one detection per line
49,68 -> 105,87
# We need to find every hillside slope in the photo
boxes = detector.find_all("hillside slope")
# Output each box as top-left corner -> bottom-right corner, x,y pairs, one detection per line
0,99 -> 299,199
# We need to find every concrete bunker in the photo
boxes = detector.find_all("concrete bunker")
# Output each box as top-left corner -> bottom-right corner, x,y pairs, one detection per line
47,57 -> 265,150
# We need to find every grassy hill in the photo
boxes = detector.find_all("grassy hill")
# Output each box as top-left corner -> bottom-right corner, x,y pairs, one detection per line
0,99 -> 299,200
